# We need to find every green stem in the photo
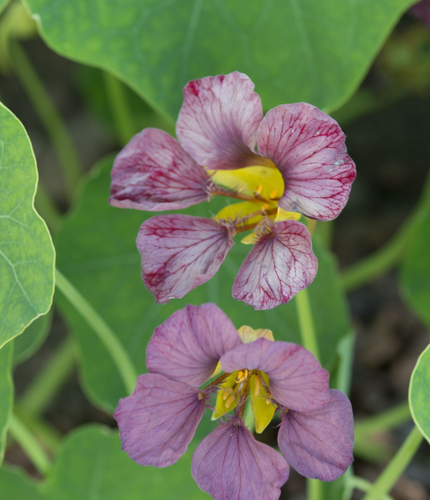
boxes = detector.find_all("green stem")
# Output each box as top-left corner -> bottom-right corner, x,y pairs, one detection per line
295,288 -> 321,500
342,168 -> 430,291
103,71 -> 135,146
295,288 -> 320,360
13,405 -> 62,454
349,476 -> 394,500
10,40 -> 82,200
19,336 -> 76,417
8,414 -> 51,475
355,402 -> 411,437
55,269 -> 137,395
362,426 -> 423,500
34,181 -> 62,234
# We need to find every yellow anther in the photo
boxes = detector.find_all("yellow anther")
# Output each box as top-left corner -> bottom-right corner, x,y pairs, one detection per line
237,186 -> 245,193
225,395 -> 236,409
254,375 -> 261,397
255,184 -> 263,194
265,397 -> 272,405
198,392 -> 205,400
270,189 -> 279,199
235,369 -> 249,383
285,408 -> 289,414
261,204 -> 269,212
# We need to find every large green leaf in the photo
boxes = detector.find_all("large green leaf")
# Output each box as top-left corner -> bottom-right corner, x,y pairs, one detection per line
0,425 -> 208,499
25,0 -> 414,120
0,102 -> 55,349
55,157 -> 351,411
409,344 -> 430,443
0,342 -> 13,465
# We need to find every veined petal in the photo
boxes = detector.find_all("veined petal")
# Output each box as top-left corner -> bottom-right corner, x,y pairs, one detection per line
137,215 -> 234,304
278,389 -> 354,481
232,221 -> 318,310
220,338 -> 330,412
257,103 -> 356,221
192,421 -> 289,500
147,303 -> 242,387
114,373 -> 204,468
110,128 -> 210,211
176,72 -> 266,170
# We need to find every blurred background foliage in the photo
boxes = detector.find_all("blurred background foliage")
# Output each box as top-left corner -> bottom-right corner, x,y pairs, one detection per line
0,0 -> 430,499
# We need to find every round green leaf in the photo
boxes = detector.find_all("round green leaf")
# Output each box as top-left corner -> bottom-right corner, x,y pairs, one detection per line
409,344 -> 430,443
55,157 -> 351,411
0,102 -> 55,349
25,0 -> 415,120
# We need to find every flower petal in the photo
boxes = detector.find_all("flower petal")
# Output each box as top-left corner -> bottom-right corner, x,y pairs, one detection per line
411,1 -> 430,30
147,303 -> 242,387
114,373 -> 204,468
257,103 -> 356,221
109,128 -> 210,211
278,389 -> 354,481
232,220 -> 318,310
220,338 -> 330,411
192,421 -> 289,500
176,72 -> 267,170
137,215 -> 234,304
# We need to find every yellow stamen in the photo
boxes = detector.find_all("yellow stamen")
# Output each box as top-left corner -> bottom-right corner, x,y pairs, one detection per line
235,369 -> 249,383
237,186 -> 245,193
270,189 -> 279,199
225,395 -> 236,409
198,392 -> 205,400
265,397 -> 272,405
255,184 -> 263,194
261,204 -> 269,212
254,374 -> 261,397
222,388 -> 234,401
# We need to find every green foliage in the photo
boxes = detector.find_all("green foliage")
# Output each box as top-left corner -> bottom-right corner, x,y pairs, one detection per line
0,102 -> 55,350
0,425 -> 208,499
0,342 -> 13,465
55,157 -> 351,411
409,344 -> 430,443
26,0 -> 414,120
12,311 -> 52,365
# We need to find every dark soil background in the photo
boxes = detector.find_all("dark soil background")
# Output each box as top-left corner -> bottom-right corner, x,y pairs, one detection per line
1,11 -> 430,500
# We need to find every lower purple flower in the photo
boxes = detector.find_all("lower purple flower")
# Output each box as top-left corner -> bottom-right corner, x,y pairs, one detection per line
114,304 -> 354,500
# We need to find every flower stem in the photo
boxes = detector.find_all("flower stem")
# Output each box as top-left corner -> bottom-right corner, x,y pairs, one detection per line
362,426 -> 423,500
355,402 -> 411,436
19,336 -> 76,417
55,269 -> 137,395
295,287 -> 321,500
10,40 -> 82,200
103,71 -> 135,147
295,288 -> 320,360
8,414 -> 51,475
342,168 -> 430,291
348,476 -> 394,500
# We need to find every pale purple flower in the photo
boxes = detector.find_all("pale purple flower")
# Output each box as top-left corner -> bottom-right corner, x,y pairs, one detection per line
110,72 -> 356,310
114,304 -> 354,500
411,1 -> 430,29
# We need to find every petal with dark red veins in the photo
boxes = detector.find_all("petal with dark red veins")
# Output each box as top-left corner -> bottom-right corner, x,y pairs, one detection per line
220,338 -> 330,412
176,72 -> 267,170
257,103 -> 356,221
109,128 -> 210,211
114,374 -> 204,468
146,303 -> 242,387
137,215 -> 234,304
232,220 -> 317,310
278,389 -> 354,481
192,422 -> 289,500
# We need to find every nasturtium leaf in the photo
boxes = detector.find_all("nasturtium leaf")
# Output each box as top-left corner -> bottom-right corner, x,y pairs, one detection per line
409,344 -> 430,443
12,310 -> 52,365
0,103 -> 54,349
0,426 -> 208,499
56,158 -> 351,412
0,342 -> 13,465
26,0 -> 415,120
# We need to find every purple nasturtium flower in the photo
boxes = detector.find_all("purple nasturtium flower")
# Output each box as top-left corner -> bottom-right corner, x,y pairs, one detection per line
110,72 -> 356,310
114,304 -> 354,500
